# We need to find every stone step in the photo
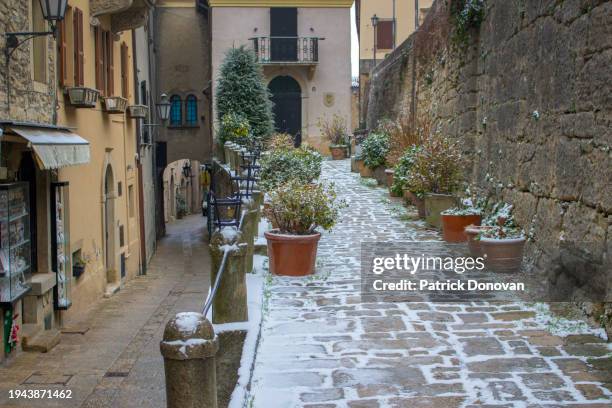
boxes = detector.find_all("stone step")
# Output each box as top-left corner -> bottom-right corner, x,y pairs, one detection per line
22,328 -> 61,353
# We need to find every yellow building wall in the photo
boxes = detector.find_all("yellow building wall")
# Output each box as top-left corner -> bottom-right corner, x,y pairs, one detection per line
55,0 -> 141,318
359,0 -> 433,61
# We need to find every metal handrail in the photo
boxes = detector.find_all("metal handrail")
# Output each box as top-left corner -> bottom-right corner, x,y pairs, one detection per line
203,210 -> 247,316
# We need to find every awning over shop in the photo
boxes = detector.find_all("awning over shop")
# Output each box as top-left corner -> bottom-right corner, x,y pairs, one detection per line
9,126 -> 90,170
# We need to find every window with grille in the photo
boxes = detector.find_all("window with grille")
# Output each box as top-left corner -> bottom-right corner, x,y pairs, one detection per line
185,95 -> 198,126
170,95 -> 182,126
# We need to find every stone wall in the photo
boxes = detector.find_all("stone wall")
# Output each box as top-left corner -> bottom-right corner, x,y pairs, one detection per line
0,0 -> 57,123
366,0 -> 611,318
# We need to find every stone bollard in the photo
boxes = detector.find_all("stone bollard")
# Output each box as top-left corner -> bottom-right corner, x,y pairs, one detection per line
160,312 -> 219,408
251,190 -> 264,226
224,142 -> 233,165
209,230 -> 248,324
240,203 -> 260,274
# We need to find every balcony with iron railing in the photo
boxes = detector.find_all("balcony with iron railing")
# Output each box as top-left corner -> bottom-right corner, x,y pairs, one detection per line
250,36 -> 324,65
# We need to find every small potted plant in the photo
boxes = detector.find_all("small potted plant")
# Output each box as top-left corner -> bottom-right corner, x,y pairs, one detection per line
318,114 -> 349,160
406,133 -> 462,228
478,207 -> 526,273
465,202 -> 508,257
264,181 -> 345,276
359,132 -> 390,183
72,254 -> 89,278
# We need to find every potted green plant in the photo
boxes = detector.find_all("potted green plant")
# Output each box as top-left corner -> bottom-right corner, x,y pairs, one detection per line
406,133 -> 462,227
391,145 -> 422,200
264,181 -> 345,276
72,254 -> 88,278
318,114 -> 350,160
476,204 -> 526,273
358,132 -> 390,183
465,202 -> 509,257
258,145 -> 323,192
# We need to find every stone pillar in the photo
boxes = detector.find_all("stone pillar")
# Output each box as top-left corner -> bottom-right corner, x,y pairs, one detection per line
209,231 -> 248,324
251,190 -> 264,226
160,312 -> 219,408
240,203 -> 260,274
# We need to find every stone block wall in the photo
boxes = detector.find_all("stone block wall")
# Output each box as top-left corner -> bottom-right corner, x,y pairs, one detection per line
366,0 -> 611,318
0,0 -> 57,123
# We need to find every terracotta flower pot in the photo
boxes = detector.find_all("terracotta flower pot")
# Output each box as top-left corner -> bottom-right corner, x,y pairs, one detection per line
265,230 -> 321,276
464,225 -> 494,258
359,165 -> 374,178
441,214 -> 482,243
330,146 -> 348,160
424,193 -> 458,228
480,236 -> 526,273
402,189 -> 426,218
385,169 -> 395,188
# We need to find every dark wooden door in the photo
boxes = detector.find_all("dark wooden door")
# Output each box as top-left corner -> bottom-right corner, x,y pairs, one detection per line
271,8 -> 297,61
269,76 -> 302,146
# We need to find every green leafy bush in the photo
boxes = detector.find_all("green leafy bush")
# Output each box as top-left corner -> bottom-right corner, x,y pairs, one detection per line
359,132 -> 390,169
264,180 -> 346,235
452,0 -> 486,46
258,147 -> 323,191
405,133 -> 463,195
391,145 -> 422,196
218,112 -> 250,145
216,46 -> 274,141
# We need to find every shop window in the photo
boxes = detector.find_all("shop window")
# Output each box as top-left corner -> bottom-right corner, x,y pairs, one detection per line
32,0 -> 47,83
169,95 -> 182,127
185,95 -> 198,126
128,185 -> 135,218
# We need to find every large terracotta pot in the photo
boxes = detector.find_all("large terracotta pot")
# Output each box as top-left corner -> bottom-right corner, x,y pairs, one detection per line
465,225 -> 494,258
265,230 -> 321,276
441,214 -> 482,243
359,165 -> 374,178
403,189 -> 426,218
373,166 -> 387,185
424,193 -> 458,228
330,146 -> 348,160
480,236 -> 526,273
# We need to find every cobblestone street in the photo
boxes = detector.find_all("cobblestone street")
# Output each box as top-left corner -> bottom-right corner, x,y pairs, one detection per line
248,160 -> 612,408
0,215 -> 210,408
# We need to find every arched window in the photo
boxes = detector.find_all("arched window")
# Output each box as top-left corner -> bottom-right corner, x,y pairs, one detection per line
185,95 -> 198,126
169,95 -> 182,126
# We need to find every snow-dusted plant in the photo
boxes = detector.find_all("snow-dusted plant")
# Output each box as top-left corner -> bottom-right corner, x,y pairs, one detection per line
358,132 -> 390,169
478,203 -> 525,240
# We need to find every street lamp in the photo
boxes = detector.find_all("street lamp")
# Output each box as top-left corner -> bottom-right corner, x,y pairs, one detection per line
3,0 -> 68,110
371,14 -> 379,66
156,94 -> 172,122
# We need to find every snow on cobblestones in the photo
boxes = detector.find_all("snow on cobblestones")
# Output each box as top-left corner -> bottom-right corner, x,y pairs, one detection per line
247,160 -> 612,408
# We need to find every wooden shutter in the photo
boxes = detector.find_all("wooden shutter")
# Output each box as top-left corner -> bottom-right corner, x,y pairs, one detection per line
76,8 -> 84,86
58,19 -> 67,86
120,42 -> 129,98
377,20 -> 393,50
95,27 -> 104,93
106,31 -> 114,96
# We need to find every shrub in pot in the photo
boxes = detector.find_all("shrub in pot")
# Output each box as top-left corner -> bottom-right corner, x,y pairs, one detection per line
405,133 -> 463,228
263,181 -> 345,276
359,132 -> 390,183
392,145 -> 422,199
318,114 -> 349,160
478,205 -> 526,273
259,145 -> 323,191
218,112 -> 251,146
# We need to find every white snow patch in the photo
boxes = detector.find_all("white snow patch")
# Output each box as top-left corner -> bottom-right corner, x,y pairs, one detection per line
532,303 -> 608,340
174,312 -> 203,335
221,226 -> 239,242
162,338 -> 210,357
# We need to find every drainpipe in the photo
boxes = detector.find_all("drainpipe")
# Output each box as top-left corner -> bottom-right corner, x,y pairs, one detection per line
392,0 -> 396,49
411,0 -> 419,130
